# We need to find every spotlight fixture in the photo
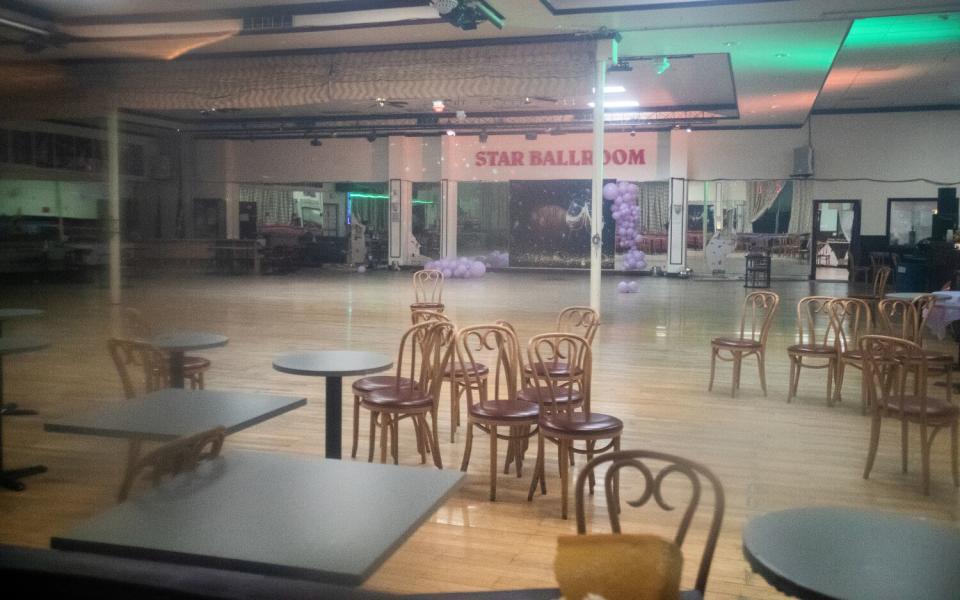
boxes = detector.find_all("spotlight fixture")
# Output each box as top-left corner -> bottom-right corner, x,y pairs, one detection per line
479,130 -> 489,143
446,129 -> 456,136
456,110 -> 467,120
310,138 -> 322,146
432,99 -> 445,113
524,132 -> 537,141
433,0 -> 504,31
685,127 -> 692,133
607,61 -> 633,73
656,56 -> 671,75
366,132 -> 377,142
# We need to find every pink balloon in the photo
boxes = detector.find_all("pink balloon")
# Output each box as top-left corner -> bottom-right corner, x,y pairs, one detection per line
602,182 -> 619,201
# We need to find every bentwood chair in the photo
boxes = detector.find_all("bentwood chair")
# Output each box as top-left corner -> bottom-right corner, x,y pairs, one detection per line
787,296 -> 839,404
413,310 -> 491,443
850,266 -> 892,304
121,307 -> 211,390
521,307 -> 600,387
526,333 -> 622,519
877,298 -> 953,403
117,426 -> 226,502
411,269 -> 444,313
830,298 -> 873,412
457,324 -> 539,501
860,335 -> 958,495
107,338 -> 172,482
355,321 -> 453,467
709,291 -> 780,397
575,450 -> 725,599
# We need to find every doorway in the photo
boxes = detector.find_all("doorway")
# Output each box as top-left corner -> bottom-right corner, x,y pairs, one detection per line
811,200 -> 861,281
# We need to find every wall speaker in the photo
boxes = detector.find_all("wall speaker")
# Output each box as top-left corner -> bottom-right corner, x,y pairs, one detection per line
791,146 -> 814,177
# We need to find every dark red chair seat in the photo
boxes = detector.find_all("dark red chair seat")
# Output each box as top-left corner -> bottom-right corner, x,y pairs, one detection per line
183,356 -> 211,371
541,412 -> 624,436
788,344 -> 836,356
522,361 -> 582,378
352,376 -> 414,394
442,362 -> 489,378
516,386 -> 583,406
711,337 -> 760,349
361,387 -> 432,410
468,400 -> 538,422
410,302 -> 444,311
883,396 -> 960,418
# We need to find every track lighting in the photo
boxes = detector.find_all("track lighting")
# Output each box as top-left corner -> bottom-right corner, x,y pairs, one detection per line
310,138 -> 322,146
366,132 -> 377,142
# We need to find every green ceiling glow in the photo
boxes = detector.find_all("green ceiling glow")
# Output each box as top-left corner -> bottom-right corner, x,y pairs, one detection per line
844,13 -> 960,49
347,192 -> 432,204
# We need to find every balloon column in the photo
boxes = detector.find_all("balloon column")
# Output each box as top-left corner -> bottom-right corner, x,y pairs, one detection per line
604,180 -> 648,271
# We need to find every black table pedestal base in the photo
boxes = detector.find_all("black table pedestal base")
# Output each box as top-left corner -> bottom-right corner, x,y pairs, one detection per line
325,376 -> 342,460
0,403 -> 38,416
1,464 -> 46,491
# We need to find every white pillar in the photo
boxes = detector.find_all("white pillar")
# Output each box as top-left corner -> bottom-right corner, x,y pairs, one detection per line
666,129 -> 689,274
590,45 -> 607,313
107,110 -> 122,305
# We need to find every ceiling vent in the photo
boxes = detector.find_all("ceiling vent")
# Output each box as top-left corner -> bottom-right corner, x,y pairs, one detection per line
242,14 -> 293,32
792,146 -> 814,178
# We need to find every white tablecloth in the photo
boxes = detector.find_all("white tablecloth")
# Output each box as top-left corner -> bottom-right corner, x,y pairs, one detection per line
926,291 -> 960,340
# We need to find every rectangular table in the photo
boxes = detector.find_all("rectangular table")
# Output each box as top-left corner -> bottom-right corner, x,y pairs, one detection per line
45,389 -> 306,442
51,451 -> 465,586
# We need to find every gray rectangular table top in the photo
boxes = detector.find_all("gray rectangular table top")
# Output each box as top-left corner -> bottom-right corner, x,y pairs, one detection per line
45,389 -> 306,442
51,450 -> 465,586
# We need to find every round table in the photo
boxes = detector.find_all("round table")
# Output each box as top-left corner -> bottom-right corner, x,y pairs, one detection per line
0,335 -> 50,491
148,331 -> 229,389
0,309 -> 44,415
273,351 -> 393,459
882,292 -> 925,302
743,506 -> 960,600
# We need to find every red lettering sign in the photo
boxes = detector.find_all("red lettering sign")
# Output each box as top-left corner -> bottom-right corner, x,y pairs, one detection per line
473,147 -> 643,167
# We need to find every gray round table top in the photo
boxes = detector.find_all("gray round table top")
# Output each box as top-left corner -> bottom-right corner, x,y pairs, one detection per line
273,351 -> 393,377
0,308 -> 44,321
883,292 -> 925,301
743,506 -> 960,600
147,331 -> 229,352
0,335 -> 50,355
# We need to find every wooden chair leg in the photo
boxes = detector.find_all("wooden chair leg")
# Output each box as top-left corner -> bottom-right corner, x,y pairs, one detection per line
527,432 -> 544,501
834,361 -> 845,404
826,359 -> 835,406
559,439 -> 570,520
514,429 -> 523,478
460,423 -> 474,471
415,416 -> 427,464
351,394 -> 361,459
708,346 -> 717,391
863,415 -> 881,480
731,352 -> 741,398
503,428 -> 515,475
380,414 -> 390,464
391,417 -> 399,465
613,436 -> 621,514
429,412 -> 443,469
489,425 -> 498,502
787,355 -> 797,402
901,419 -> 909,474
449,377 -> 459,443
586,440 -> 596,495
368,412 -> 377,463
757,351 -> 768,396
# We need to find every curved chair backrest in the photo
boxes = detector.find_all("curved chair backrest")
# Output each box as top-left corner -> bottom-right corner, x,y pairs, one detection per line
455,324 -> 522,409
575,450 -> 725,597
526,333 -> 592,417
556,307 -> 600,345
738,291 -> 780,344
117,426 -> 225,502
413,269 -> 444,304
872,266 -> 892,298
911,294 -> 938,344
829,298 -> 872,353
107,338 -> 169,399
411,309 -> 451,326
795,296 -> 837,347
876,299 -> 920,342
859,334 -> 927,414
392,321 -> 455,403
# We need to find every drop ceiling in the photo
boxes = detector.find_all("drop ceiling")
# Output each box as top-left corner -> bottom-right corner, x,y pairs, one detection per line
1,0 -> 958,135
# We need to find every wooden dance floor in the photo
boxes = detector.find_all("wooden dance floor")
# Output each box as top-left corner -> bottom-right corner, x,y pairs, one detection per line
1,270 -> 957,598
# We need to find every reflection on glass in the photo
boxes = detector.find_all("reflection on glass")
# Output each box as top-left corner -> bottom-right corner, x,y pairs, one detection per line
889,200 -> 935,246
412,182 -> 441,259
457,182 -> 509,261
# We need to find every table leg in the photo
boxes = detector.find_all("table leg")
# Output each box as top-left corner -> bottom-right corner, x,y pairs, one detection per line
0,357 -> 46,492
325,376 -> 342,459
0,354 -> 37,416
170,351 -> 186,389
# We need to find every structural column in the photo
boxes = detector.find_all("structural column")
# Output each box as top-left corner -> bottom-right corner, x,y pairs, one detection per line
589,44 -> 607,313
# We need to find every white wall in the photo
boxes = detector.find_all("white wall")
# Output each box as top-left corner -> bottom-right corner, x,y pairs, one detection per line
688,111 -> 960,235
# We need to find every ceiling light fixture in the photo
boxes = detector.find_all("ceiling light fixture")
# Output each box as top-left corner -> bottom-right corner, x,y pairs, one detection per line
433,0 -> 504,31
310,138 -> 322,146
366,132 -> 377,142
525,132 -> 538,141
588,100 -> 640,109
432,99 -> 445,112
604,85 -> 626,94
446,129 -> 456,136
